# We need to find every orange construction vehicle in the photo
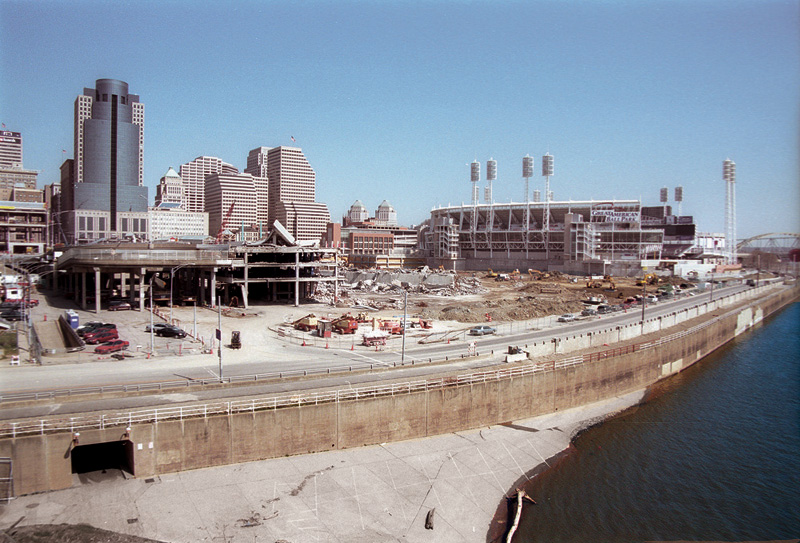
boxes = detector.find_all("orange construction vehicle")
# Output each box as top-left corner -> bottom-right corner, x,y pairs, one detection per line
379,320 -> 404,335
293,314 -> 318,331
332,315 -> 359,334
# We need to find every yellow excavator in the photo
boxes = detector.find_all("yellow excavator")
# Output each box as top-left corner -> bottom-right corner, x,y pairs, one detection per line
636,273 -> 661,286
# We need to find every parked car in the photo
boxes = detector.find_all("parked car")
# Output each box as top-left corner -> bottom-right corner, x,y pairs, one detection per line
645,295 -> 659,304
581,308 -> 597,316
156,325 -> 187,338
78,322 -> 116,337
597,305 -> 612,314
0,309 -> 24,321
84,329 -> 119,344
557,314 -> 575,322
94,340 -> 130,354
108,300 -> 132,311
145,322 -> 171,333
469,325 -> 497,336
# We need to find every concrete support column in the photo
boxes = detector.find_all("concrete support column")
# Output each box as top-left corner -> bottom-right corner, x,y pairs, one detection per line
80,272 -> 87,310
94,269 -> 101,314
139,269 -> 146,312
120,273 -> 127,299
224,283 -> 230,305
242,253 -> 249,309
128,272 -> 136,304
294,251 -> 300,307
199,271 -> 206,306
210,269 -> 217,308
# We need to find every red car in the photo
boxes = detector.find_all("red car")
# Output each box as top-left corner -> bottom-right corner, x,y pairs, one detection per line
84,329 -> 119,344
94,340 -> 129,354
108,300 -> 132,311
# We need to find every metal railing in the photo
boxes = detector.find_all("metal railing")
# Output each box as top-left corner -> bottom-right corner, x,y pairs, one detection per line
0,283 -> 792,439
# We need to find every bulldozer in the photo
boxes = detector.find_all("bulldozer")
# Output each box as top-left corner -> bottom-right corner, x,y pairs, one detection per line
487,269 -> 498,278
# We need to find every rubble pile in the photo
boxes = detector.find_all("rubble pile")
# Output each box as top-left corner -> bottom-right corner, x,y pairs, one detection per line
311,269 -> 488,306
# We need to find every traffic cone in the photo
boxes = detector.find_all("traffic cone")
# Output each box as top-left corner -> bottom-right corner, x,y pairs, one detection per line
302,339 -> 306,346
351,343 -> 354,351
325,341 -> 329,349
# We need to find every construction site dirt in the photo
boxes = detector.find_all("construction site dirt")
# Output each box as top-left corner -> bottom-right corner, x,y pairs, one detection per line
318,269 -> 685,324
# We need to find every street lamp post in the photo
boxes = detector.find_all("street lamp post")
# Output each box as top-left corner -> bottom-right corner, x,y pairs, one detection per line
169,263 -> 194,325
150,275 -> 155,356
401,290 -> 407,365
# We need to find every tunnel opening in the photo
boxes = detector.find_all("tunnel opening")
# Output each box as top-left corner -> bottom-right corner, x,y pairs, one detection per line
71,440 -> 135,479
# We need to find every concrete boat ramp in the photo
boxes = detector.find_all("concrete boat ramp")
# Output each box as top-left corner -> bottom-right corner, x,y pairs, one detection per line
0,390 -> 644,543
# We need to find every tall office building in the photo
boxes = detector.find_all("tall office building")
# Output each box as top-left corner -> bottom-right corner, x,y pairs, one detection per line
263,146 -> 329,241
179,156 -> 236,214
243,147 -> 270,229
0,130 -> 37,193
205,171 -> 259,240
67,79 -> 148,241
0,130 -> 23,167
265,147 -> 316,222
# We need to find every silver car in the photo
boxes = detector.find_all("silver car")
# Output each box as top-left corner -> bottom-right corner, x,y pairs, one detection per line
469,325 -> 497,336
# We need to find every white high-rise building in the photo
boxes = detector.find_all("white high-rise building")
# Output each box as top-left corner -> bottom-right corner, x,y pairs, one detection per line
205,171 -> 259,239
179,156 -> 236,214
0,130 -> 23,168
266,146 -> 316,223
244,147 -> 271,231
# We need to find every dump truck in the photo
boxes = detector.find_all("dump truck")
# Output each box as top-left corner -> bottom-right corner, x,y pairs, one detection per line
293,314 -> 318,331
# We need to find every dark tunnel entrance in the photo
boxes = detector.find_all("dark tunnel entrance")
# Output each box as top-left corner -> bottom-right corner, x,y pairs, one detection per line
71,440 -> 135,478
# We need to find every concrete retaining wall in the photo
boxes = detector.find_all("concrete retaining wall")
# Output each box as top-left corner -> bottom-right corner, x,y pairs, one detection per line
2,287 -> 797,496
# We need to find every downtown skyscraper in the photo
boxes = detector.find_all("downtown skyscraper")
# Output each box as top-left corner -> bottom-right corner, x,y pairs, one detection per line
63,79 -> 149,242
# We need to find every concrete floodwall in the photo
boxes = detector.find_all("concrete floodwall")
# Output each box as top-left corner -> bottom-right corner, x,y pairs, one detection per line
2,286 -> 797,496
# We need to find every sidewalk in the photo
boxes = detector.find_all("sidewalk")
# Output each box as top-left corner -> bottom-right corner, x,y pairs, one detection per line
0,390 -> 645,543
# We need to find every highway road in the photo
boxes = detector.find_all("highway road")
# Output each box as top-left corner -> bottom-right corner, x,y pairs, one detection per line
0,283 -> 757,407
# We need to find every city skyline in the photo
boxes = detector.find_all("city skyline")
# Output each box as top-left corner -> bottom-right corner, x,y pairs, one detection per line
1,0 -> 798,239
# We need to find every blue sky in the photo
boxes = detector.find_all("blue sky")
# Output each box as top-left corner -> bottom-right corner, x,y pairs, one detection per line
1,0 -> 798,239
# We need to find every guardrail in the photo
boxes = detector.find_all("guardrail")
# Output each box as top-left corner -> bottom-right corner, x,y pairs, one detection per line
0,282 -> 790,439
0,282 -> 776,404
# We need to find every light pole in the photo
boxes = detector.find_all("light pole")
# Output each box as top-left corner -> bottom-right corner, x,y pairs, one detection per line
169,263 -> 194,325
149,274 -> 156,355
149,273 -> 166,356
401,290 -> 407,364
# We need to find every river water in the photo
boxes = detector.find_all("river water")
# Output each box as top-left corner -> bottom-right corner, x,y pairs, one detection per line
513,302 -> 800,542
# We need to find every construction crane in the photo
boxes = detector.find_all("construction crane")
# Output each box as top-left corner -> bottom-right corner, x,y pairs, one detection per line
215,201 -> 236,243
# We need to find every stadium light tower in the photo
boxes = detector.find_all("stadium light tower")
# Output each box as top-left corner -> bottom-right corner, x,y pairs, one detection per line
542,153 -> 554,260
723,159 -> 737,264
523,155 -> 534,258
675,186 -> 683,216
470,160 -> 480,206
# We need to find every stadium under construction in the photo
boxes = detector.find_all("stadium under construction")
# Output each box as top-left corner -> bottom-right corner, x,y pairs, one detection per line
421,157 -> 698,275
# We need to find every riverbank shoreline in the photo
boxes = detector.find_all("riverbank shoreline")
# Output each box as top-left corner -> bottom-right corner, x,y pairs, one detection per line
0,390 -> 647,543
